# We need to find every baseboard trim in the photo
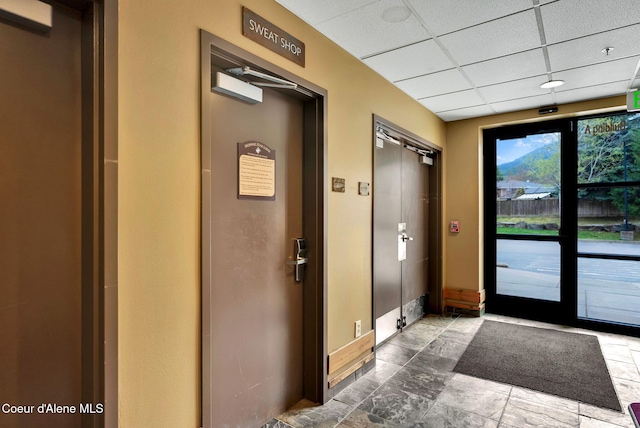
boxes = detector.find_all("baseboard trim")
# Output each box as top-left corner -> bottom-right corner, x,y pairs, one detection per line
444,288 -> 485,316
328,330 -> 375,377
328,352 -> 374,389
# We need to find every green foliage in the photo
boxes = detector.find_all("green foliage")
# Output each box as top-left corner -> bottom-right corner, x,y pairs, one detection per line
499,143 -> 556,182
496,227 -> 558,236
609,187 -> 640,217
530,138 -> 560,190
580,114 -> 640,184
577,113 -> 640,221
496,227 -> 640,241
496,166 -> 504,182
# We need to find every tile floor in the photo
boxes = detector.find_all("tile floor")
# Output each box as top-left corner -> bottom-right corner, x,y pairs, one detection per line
263,314 -> 640,428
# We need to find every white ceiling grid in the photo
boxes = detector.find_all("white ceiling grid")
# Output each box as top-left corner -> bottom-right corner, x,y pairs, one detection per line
275,0 -> 640,121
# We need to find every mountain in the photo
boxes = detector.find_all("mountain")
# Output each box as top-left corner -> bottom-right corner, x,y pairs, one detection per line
498,145 -> 556,181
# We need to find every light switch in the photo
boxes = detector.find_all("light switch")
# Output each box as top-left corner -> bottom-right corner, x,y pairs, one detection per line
358,182 -> 369,196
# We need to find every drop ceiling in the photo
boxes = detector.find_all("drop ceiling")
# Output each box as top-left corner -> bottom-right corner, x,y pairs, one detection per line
274,0 -> 640,122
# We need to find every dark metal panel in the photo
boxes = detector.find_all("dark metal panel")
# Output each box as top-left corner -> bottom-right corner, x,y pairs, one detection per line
428,150 -> 443,314
373,141 -> 402,318
401,148 -> 430,306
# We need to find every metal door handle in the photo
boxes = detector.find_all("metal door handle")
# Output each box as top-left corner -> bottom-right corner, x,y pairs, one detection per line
286,258 -> 308,266
401,234 -> 413,242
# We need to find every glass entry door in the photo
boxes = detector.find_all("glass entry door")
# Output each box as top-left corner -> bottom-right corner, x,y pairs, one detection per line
485,120 -> 573,323
486,113 -> 640,332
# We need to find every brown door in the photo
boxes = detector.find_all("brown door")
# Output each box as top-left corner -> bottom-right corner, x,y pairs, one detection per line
207,82 -> 304,426
0,6 -> 83,428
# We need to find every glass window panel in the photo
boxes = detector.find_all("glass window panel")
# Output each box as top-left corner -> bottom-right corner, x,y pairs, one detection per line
496,133 -> 561,236
578,186 -> 640,255
577,113 -> 640,185
578,258 -> 640,326
497,239 -> 560,302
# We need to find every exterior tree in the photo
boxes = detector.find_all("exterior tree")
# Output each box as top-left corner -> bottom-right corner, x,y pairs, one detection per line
577,114 -> 640,220
530,137 -> 560,192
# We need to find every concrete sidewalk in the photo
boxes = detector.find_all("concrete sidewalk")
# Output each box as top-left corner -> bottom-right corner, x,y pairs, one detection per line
497,266 -> 640,325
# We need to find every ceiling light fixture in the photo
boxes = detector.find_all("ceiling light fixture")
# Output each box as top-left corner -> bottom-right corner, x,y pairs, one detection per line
381,6 -> 411,23
540,80 -> 565,89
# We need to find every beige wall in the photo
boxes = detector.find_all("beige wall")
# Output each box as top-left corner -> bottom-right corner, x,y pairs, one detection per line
444,95 -> 626,295
118,0 -> 445,426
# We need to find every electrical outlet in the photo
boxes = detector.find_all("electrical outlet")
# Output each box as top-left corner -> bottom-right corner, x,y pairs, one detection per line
355,320 -> 362,338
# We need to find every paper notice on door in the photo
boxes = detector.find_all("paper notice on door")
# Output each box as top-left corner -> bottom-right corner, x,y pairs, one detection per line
238,141 -> 276,200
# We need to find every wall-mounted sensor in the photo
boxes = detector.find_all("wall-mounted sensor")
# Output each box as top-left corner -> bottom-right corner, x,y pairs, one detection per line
538,106 -> 558,115
450,221 -> 460,233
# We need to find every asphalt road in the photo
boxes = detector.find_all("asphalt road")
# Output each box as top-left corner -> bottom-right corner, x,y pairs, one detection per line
497,239 -> 640,283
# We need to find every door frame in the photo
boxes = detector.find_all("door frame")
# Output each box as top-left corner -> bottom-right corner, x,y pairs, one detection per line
200,30 -> 328,427
483,119 -> 575,324
9,1 -> 119,426
80,1 -> 119,427
372,115 -> 443,346
484,112 -> 640,336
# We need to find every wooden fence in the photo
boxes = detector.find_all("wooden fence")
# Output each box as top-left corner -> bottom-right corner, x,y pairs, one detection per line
496,199 -> 623,217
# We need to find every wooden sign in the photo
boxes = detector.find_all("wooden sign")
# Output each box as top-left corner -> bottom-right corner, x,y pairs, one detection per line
242,7 -> 305,67
238,141 -> 276,201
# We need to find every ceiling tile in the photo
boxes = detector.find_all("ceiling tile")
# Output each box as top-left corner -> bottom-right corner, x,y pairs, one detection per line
437,105 -> 495,122
438,10 -> 540,65
274,0 -> 378,26
541,0 -> 640,45
418,89 -> 485,113
478,75 -> 551,103
278,0 -> 640,121
407,0 -> 532,36
395,69 -> 472,99
554,80 -> 630,105
553,56 -> 640,91
316,0 -> 430,58
462,49 -> 547,87
362,39 -> 453,82
548,24 -> 640,72
491,94 -> 555,114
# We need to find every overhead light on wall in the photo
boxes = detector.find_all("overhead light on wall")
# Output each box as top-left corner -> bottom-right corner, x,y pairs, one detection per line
540,80 -> 565,89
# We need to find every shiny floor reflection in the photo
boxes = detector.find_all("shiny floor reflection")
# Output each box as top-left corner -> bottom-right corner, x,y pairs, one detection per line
264,314 -> 640,428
